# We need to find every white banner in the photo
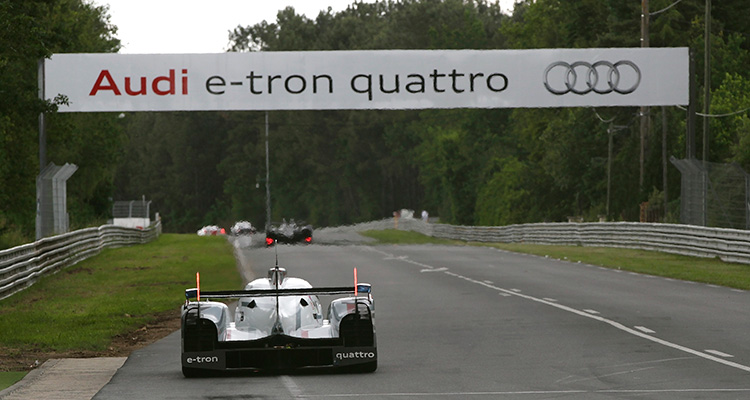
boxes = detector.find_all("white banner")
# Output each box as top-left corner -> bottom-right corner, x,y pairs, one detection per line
44,48 -> 688,112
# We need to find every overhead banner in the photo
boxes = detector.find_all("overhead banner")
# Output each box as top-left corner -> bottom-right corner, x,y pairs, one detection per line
44,48 -> 688,112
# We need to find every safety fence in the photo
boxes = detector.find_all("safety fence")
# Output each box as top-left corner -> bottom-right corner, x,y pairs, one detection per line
4,218 -> 750,301
0,222 -> 161,301
342,218 -> 750,265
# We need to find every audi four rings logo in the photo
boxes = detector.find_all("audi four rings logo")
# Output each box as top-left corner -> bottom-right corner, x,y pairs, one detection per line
544,60 -> 641,95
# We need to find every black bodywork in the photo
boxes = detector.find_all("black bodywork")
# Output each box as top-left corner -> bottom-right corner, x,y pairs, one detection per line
266,220 -> 313,246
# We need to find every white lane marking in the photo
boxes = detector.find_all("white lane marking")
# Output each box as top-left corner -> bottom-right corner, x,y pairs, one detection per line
368,247 -> 441,270
281,375 -> 306,399
482,277 -> 750,373
365,247 -> 750,373
543,298 -> 558,302
303,388 -> 750,397
583,309 -> 600,314
555,357 -> 694,384
557,366 -> 656,384
305,390 -> 587,397
635,326 -> 656,334
705,349 -> 734,358
483,280 -> 494,284
421,267 -> 447,273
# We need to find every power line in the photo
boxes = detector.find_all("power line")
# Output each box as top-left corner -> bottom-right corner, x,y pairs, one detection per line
649,0 -> 683,16
676,105 -> 750,118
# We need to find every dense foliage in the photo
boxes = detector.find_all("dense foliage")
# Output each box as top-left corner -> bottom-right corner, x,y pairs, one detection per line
2,0 -> 749,241
0,0 -> 121,247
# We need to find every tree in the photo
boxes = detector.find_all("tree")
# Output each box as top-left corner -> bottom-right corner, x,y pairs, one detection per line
113,0 -> 750,232
0,0 -> 120,247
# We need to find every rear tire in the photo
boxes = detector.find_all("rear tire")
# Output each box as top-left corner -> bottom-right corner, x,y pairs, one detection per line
182,366 -> 204,378
351,360 -> 377,373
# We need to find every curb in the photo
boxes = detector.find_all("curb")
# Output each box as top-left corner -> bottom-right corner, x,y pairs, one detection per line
0,357 -> 126,400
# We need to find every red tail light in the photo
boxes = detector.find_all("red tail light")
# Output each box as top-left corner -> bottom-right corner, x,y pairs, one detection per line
265,237 -> 274,246
304,236 -> 312,243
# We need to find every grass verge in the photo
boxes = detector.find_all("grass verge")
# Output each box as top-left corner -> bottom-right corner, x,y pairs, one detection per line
360,229 -> 466,245
360,229 -> 750,290
0,372 -> 26,391
0,234 -> 241,384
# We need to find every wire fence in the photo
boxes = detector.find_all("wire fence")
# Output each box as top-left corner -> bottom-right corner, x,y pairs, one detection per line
671,157 -> 750,230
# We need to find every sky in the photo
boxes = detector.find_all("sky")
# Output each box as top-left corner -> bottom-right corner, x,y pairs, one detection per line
90,0 -> 516,54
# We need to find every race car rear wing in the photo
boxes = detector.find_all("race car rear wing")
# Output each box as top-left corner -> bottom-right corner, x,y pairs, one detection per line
184,284 -> 372,301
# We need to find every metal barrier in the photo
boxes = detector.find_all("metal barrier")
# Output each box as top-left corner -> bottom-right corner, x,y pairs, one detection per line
0,221 -> 161,301
4,218 -> 749,301
340,218 -> 750,265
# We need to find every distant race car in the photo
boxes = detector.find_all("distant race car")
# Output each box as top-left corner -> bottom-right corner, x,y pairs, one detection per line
265,219 -> 313,246
197,225 -> 224,236
181,266 -> 376,376
230,220 -> 257,236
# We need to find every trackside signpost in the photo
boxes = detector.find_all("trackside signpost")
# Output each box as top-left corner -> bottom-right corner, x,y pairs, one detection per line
36,48 -> 689,239
42,48 -> 689,112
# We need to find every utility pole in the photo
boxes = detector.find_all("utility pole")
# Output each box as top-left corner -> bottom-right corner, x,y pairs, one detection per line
38,60 -> 46,173
639,0 -> 650,192
662,106 -> 668,220
687,50 -> 696,159
607,123 -> 614,217
37,59 -> 46,240
265,111 -> 271,229
703,0 -> 711,162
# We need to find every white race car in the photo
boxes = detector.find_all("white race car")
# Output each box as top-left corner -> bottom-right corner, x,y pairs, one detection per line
230,220 -> 257,236
181,266 -> 376,376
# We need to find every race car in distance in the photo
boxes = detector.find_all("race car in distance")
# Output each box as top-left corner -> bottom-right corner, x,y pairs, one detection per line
181,266 -> 376,377
197,225 -> 225,236
230,220 -> 257,236
265,219 -> 313,246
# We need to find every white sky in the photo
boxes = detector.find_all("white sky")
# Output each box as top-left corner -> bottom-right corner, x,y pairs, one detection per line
90,0 -> 516,54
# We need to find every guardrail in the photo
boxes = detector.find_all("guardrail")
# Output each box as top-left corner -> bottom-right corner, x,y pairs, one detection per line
4,218 -> 749,301
344,218 -> 750,265
0,221 -> 161,301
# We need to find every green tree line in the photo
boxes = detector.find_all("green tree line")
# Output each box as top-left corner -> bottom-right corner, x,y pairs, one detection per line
2,0 -> 749,245
0,0 -> 121,247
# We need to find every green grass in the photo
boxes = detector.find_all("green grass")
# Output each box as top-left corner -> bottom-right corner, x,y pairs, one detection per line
360,229 -> 750,290
0,371 -> 26,389
360,229 -> 465,245
0,234 -> 240,383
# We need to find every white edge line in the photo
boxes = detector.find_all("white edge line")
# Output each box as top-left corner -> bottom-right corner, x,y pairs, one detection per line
447,271 -> 750,373
705,349 -> 734,358
282,375 -> 306,399
634,326 -> 656,334
365,247 -> 750,373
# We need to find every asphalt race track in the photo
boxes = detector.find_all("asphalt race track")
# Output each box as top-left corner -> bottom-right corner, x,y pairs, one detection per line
93,233 -> 750,399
